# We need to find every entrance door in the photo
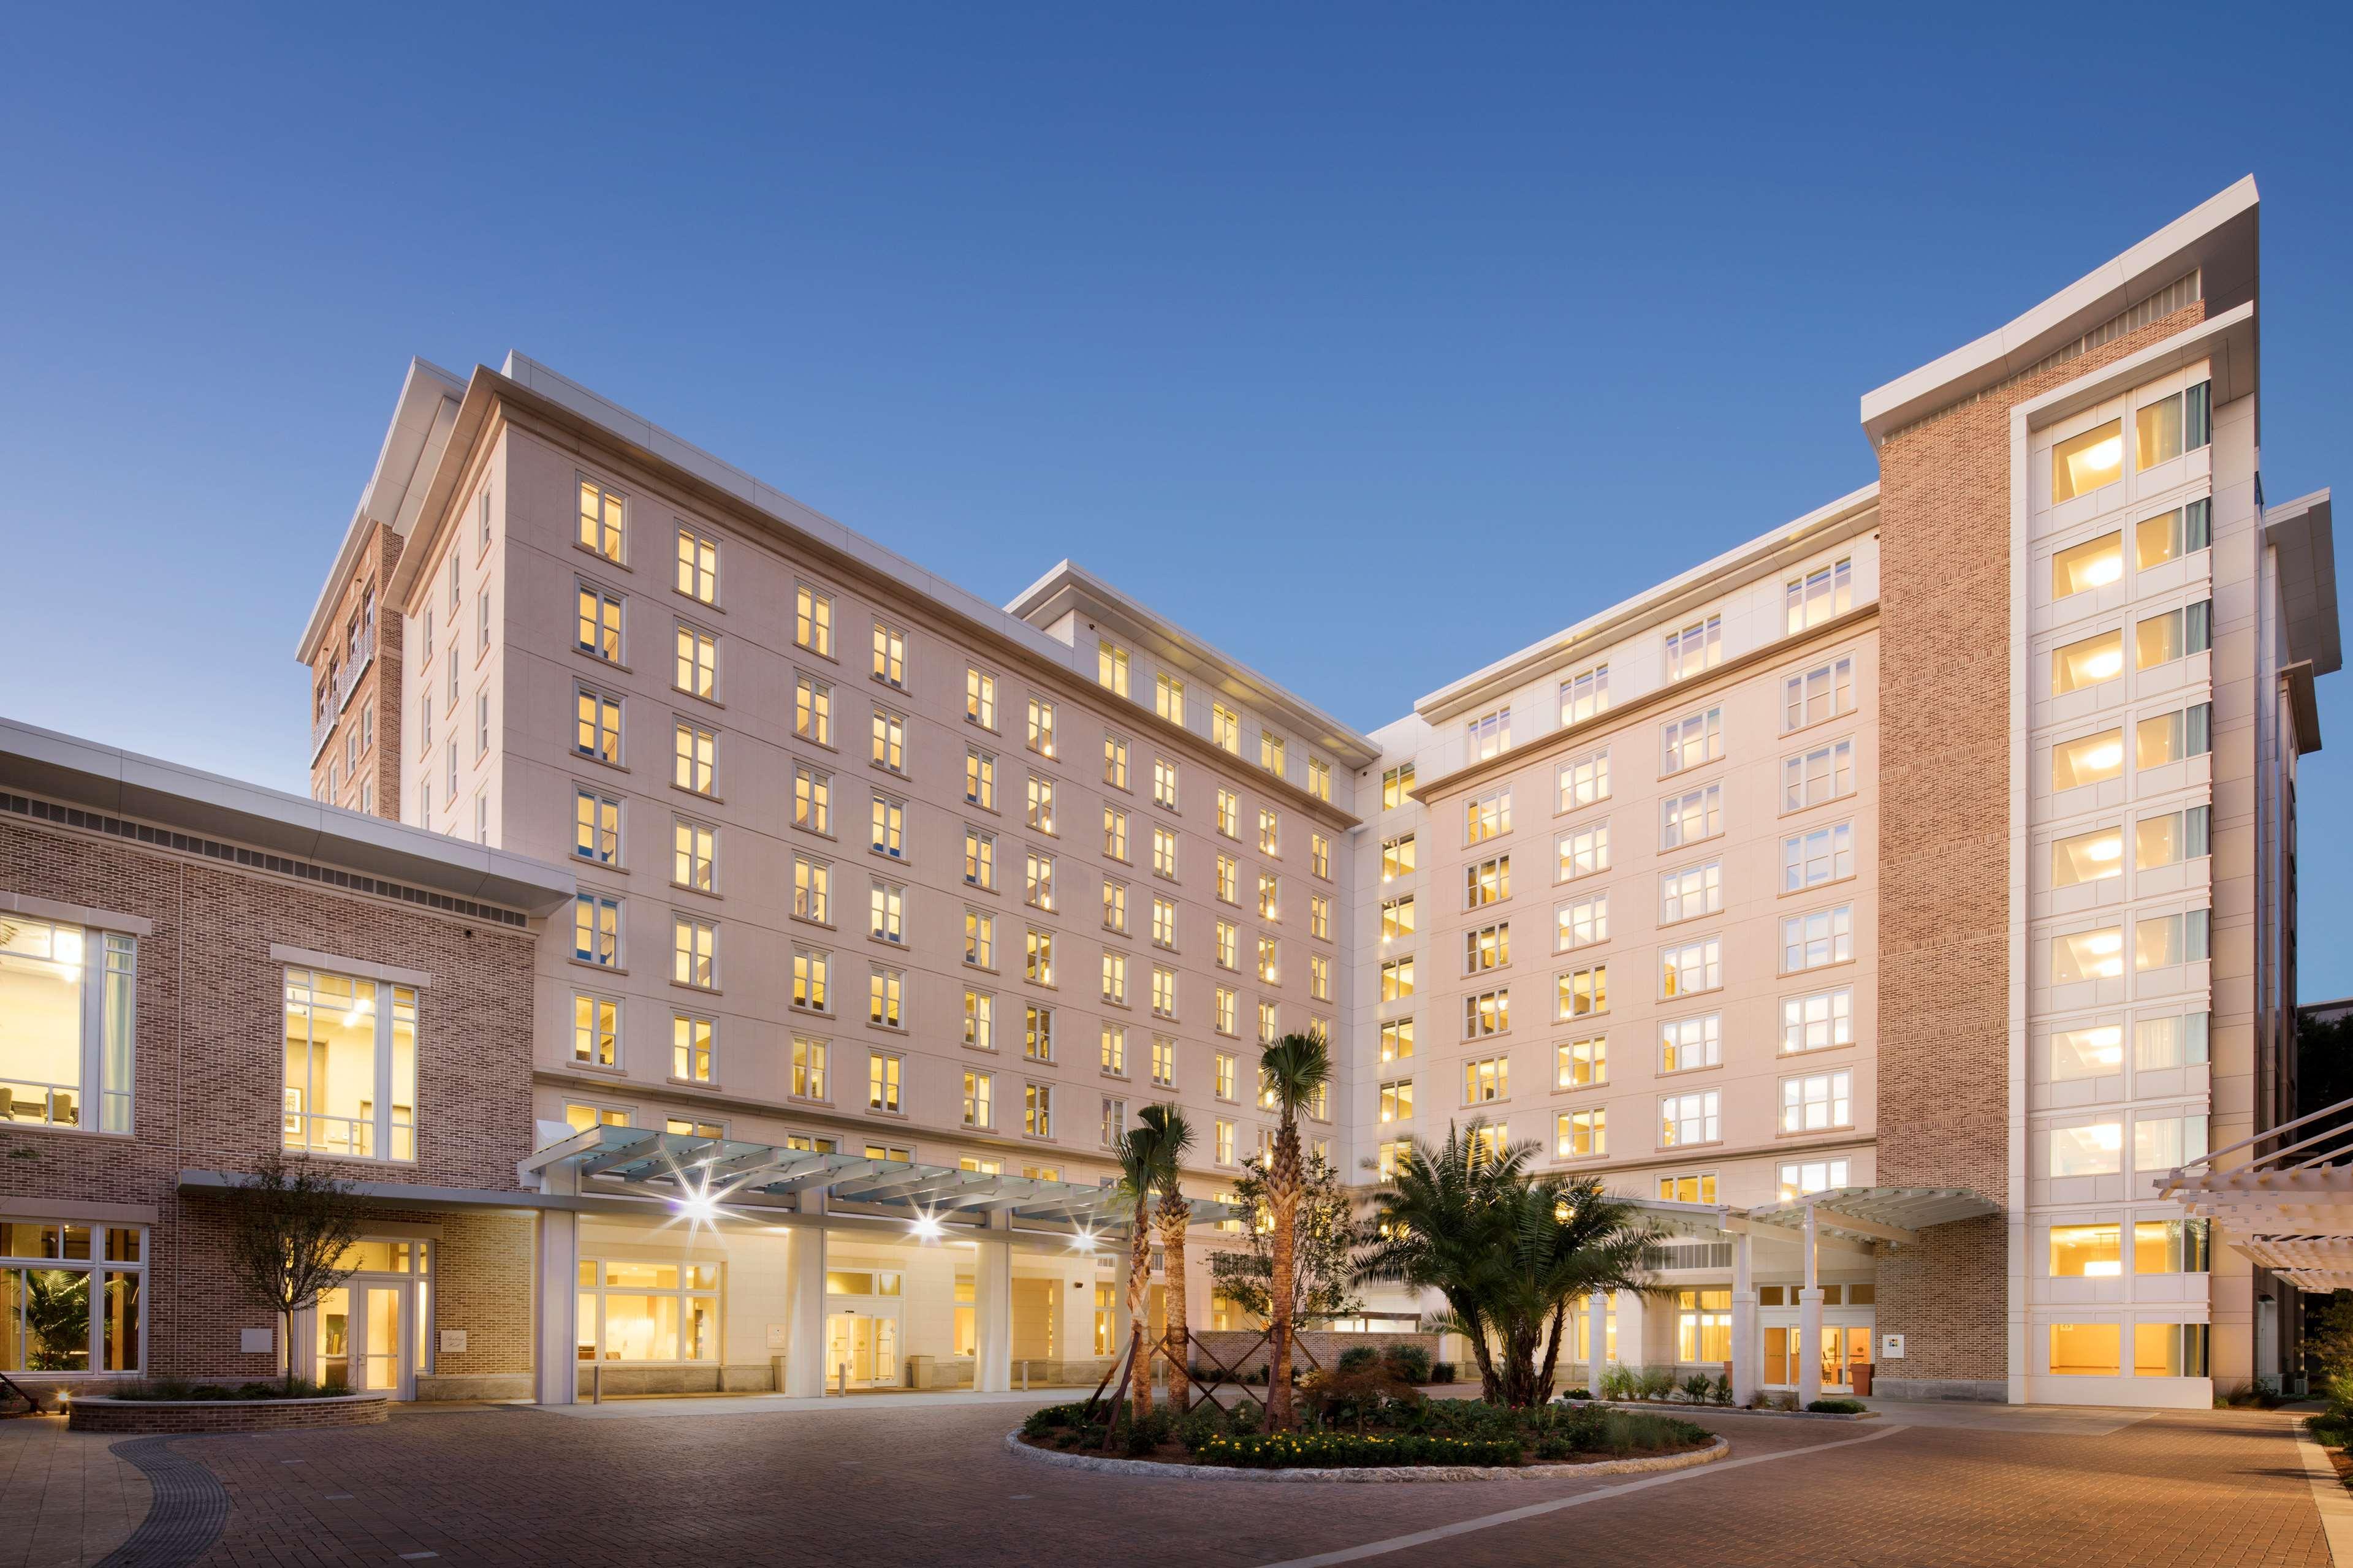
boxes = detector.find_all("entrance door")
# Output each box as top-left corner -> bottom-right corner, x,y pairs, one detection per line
1820,1326 -> 1869,1389
316,1282 -> 413,1398
823,1312 -> 902,1388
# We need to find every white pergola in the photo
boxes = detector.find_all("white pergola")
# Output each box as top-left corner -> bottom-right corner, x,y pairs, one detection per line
2162,1097 -> 2353,1293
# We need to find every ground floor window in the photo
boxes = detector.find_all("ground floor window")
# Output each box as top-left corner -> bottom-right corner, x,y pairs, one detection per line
1575,1293 -> 1617,1362
2049,1321 -> 2208,1376
2049,1322 -> 2121,1376
1676,1289 -> 1730,1362
576,1259 -> 720,1361
1097,1283 -> 1118,1350
2135,1322 -> 2208,1377
0,1221 -> 143,1372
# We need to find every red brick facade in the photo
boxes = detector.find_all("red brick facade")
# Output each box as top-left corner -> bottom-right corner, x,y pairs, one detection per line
306,521 -> 404,817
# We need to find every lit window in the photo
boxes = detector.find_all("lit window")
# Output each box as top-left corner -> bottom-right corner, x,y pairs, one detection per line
1152,1037 -> 1176,1087
2137,499 -> 2211,569
1380,763 -> 1415,809
1664,616 -> 1720,681
2048,1122 -> 2123,1176
1307,757 -> 1331,801
1464,922 -> 1508,973
2135,601 -> 2211,671
577,585 -> 623,662
1025,929 -> 1055,986
794,855 -> 832,923
1780,988 -> 1852,1054
794,763 -> 832,835
1557,1036 -> 1605,1088
967,667 -> 998,730
1779,1069 -> 1851,1131
1465,854 -> 1510,907
0,918 -> 135,1134
672,916 -> 717,989
1025,1004 -> 1055,1061
1260,731 -> 1287,775
1101,1025 -> 1127,1076
1027,697 -> 1057,757
575,687 -> 622,764
1659,938 -> 1720,999
1104,732 -> 1130,790
577,478 -> 625,561
1557,1108 -> 1604,1158
1661,707 -> 1722,776
572,994 -> 618,1067
1378,1079 -> 1414,1123
1776,1159 -> 1849,1201
1025,1082 -> 1054,1138
1785,559 -> 1851,633
1462,1055 -> 1508,1104
1556,892 -> 1607,951
791,1036 -> 827,1099
2134,381 -> 2210,471
2051,419 -> 2123,502
1465,788 -> 1511,845
673,818 -> 716,891
870,881 -> 907,945
795,673 -> 834,745
964,991 -> 995,1051
794,584 -> 834,656
282,968 -> 415,1160
1559,665 -> 1608,726
2133,911 -> 2209,971
675,528 -> 718,604
1660,786 -> 1720,850
1152,827 -> 1178,879
1380,956 -> 1415,1002
868,968 -> 904,1030
675,625 -> 718,699
1212,705 -> 1241,754
575,788 -> 621,865
1557,963 -> 1606,1018
1380,834 -> 1416,881
2051,533 -> 2124,599
1557,822 -> 1610,882
1659,861 -> 1720,925
1465,708 -> 1511,760
672,1013 -> 713,1081
1559,748 -> 1610,812
2050,826 -> 2124,887
1658,1173 -> 1716,1204
964,909 -> 994,969
791,949 -> 831,1012
963,1070 -> 993,1127
871,708 -> 907,772
1380,1019 -> 1414,1061
1152,757 -> 1179,810
871,795 -> 905,859
1101,878 -> 1128,933
965,748 -> 998,811
2051,925 -> 2124,983
870,623 -> 908,690
2048,1024 -> 2123,1081
2136,703 -> 2211,769
1660,1090 -> 1719,1147
1025,851 -> 1056,911
1215,789 -> 1240,838
1155,672 -> 1185,724
1098,642 -> 1130,697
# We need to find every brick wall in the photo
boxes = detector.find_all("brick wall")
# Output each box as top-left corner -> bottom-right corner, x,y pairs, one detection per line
1872,303 -> 2207,1390
307,521 -> 406,817
0,806 -> 538,1392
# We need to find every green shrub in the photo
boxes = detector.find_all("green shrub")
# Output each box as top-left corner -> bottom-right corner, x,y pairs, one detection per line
1679,1373 -> 1713,1404
1560,1386 -> 1592,1399
1638,1366 -> 1676,1401
115,1377 -> 341,1403
2308,1414 -> 2353,1449
1336,1345 -> 1378,1374
1429,1360 -> 1458,1384
1807,1398 -> 1866,1414
1383,1344 -> 1433,1385
1228,1400 -> 1262,1434
1710,1374 -> 1733,1406
1599,1365 -> 1637,1401
1022,1401 -> 1093,1436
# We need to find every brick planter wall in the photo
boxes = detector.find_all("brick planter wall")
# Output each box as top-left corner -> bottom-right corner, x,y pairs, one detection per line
1190,1330 -> 1440,1379
68,1392 -> 392,1434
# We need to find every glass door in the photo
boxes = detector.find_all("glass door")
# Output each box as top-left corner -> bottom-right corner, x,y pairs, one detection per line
314,1282 -> 412,1398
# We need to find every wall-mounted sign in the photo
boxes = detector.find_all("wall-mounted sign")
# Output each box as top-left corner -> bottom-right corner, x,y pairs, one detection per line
240,1327 -> 275,1354
1880,1333 -> 1906,1360
439,1329 -> 468,1353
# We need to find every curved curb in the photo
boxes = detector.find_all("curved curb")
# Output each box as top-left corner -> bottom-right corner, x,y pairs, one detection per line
1568,1399 -> 1877,1422
93,1436 -> 231,1568
1003,1429 -> 1729,1482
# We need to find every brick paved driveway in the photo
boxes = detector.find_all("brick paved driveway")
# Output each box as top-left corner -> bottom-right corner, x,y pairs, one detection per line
150,1398 -> 2324,1567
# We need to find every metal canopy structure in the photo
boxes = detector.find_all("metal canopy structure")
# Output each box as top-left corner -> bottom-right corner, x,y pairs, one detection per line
1738,1186 -> 1996,1249
2162,1094 -> 2353,1289
520,1124 -> 1242,1231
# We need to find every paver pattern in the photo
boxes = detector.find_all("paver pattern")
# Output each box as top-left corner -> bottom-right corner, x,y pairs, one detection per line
63,1398 -> 2324,1567
0,1415 -> 150,1568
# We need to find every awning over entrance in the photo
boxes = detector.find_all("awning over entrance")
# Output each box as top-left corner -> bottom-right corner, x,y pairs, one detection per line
1736,1186 -> 1997,1248
520,1124 -> 1242,1232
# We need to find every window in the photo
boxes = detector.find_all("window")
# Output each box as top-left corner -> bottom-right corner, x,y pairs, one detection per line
953,748 -> 994,812
1025,850 -> 1056,911
795,673 -> 834,745
1785,559 -> 1851,633
577,585 -> 623,662
1213,1051 -> 1237,1100
1660,1090 -> 1719,1147
671,915 -> 715,989
1309,893 -> 1331,940
1152,757 -> 1179,810
2052,419 -> 2123,502
577,478 -> 625,561
1465,787 -> 1511,845
1379,1079 -> 1414,1123
2134,911 -> 2210,971
1103,879 -> 1129,934
1380,1018 -> 1415,1062
1463,1055 -> 1508,1104
1665,616 -> 1720,681
2051,826 -> 2123,887
1101,1025 -> 1127,1076
793,854 -> 832,924
1144,670 -> 1185,725
1781,987 -> 1852,1054
282,968 -> 415,1160
1559,665 -> 1609,726
1466,854 -> 1510,907
1258,808 -> 1280,855
1558,748 -> 1610,813
791,947 -> 831,1012
1095,731 -> 1128,790
2135,381 -> 2210,470
794,763 -> 833,835
1021,1083 -> 1054,1140
1211,788 -> 1240,840
1781,906 -> 1853,972
1660,937 -> 1720,999
1027,697 -> 1058,758
671,1014 -> 713,1082
674,625 -> 717,700
1658,1172 -> 1716,1205
1152,1037 -> 1176,1087
1782,823 -> 1853,892
1465,708 -> 1511,760
869,881 -> 907,945
1256,872 -> 1279,920
871,795 -> 905,860
1776,1158 -> 1849,1200
575,687 -> 622,764
1779,1069 -> 1852,1132
870,708 -> 906,773
1659,861 -> 1720,925
2050,729 -> 2123,790
672,819 -> 715,892
2134,1323 -> 2210,1378
1465,922 -> 1509,974
791,1036 -> 827,1099
1659,1013 -> 1720,1074
1558,963 -> 1606,1019
1260,731 -> 1287,775
572,993 -> 619,1067
1662,708 -> 1722,775
1781,738 -> 1855,811
1212,705 -> 1242,754
794,584 -> 833,656
1098,1096 -> 1127,1148
2135,1218 -> 2211,1275
2049,1024 -> 2123,1080
0,918 -> 135,1134
1783,655 -> 1855,732
2052,532 -> 2124,599
2135,1012 -> 2210,1071
1152,828 -> 1178,879
573,895 -> 620,968
1215,1119 -> 1236,1164
1098,641 -> 1130,697
574,789 -> 622,866
1307,757 -> 1331,801
1380,763 -> 1416,809
964,990 -> 995,1051
1101,950 -> 1128,1006
2135,601 -> 2211,670
1213,986 -> 1237,1035
962,1070 -> 993,1127
1310,953 -> 1332,1000
1660,786 -> 1721,850
1151,896 -> 1176,948
1102,805 -> 1128,861
1676,1288 -> 1733,1363
965,908 -> 995,968
1556,892 -> 1608,952
1025,1003 -> 1055,1061
2137,498 -> 2212,568
2050,1121 -> 2123,1176
2137,703 -> 2212,769
871,622 -> 908,689
1381,834 -> 1416,881
1557,1036 -> 1605,1088
2053,629 -> 2124,695
1557,1108 -> 1605,1158
2052,926 -> 2125,983
869,965 -> 905,1029
1253,939 -> 1276,984
1462,989 -> 1508,1039
1218,921 -> 1241,971
674,527 -> 718,604
2047,1321 -> 2122,1377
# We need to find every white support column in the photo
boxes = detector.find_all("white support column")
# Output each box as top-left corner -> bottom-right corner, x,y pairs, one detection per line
1111,1269 -> 1134,1376
973,1233 -> 1013,1393
1586,1290 -> 1607,1397
532,1202 -> 579,1406
1731,1225 -> 1758,1406
783,1222 -> 829,1398
1797,1206 -> 1823,1407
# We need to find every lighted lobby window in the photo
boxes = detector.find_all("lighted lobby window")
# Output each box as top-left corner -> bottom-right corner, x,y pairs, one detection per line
2052,630 -> 2123,697
2051,533 -> 2123,599
2052,729 -> 2124,790
2052,420 -> 2123,503
2050,826 -> 2123,888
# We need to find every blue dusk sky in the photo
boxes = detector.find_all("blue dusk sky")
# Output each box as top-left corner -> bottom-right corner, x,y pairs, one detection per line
3,4 -> 2350,990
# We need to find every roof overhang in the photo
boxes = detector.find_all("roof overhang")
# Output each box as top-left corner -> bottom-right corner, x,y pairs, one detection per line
295,357 -> 466,663
2265,489 -> 2340,678
1738,1187 -> 1997,1249
0,716 -> 574,917
522,1124 -> 1242,1233
1861,176 -> 2259,445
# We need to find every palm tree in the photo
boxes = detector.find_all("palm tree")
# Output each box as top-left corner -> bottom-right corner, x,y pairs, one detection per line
1355,1121 -> 1522,1401
1114,1118 -> 1179,1421
1256,1032 -> 1331,1430
1135,1102 -> 1196,1410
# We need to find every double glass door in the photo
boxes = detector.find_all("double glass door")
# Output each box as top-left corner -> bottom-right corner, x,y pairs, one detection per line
823,1311 -> 900,1388
1763,1324 -> 1870,1389
317,1281 -> 414,1398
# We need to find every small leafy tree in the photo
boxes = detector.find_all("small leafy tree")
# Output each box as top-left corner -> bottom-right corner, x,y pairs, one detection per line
1209,1151 -> 1361,1327
221,1150 -> 367,1392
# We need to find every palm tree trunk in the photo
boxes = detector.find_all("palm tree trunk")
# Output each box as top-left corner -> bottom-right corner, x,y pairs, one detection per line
1127,1218 -> 1154,1422
1158,1188 -> 1190,1411
1267,1129 -> 1301,1431
1536,1300 -> 1569,1404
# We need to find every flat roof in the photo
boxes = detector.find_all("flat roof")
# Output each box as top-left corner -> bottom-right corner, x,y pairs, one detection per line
0,716 -> 574,917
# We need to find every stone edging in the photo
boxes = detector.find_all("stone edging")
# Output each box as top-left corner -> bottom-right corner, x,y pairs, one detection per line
1003,1429 -> 1728,1482
1568,1398 -> 1876,1422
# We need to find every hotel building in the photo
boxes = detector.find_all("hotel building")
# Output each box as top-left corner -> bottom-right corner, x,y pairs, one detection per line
2,176 -> 2317,1407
